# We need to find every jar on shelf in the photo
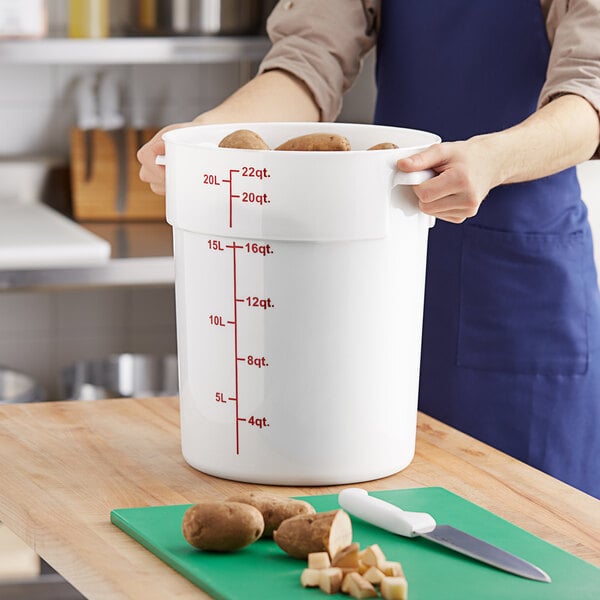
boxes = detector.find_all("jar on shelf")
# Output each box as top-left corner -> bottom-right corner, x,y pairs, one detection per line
69,0 -> 109,38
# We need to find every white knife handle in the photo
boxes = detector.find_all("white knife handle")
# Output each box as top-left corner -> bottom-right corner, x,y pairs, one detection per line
338,488 -> 436,538
76,75 -> 99,130
98,72 -> 125,130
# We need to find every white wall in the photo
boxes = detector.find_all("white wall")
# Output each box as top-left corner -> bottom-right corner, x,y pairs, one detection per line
0,287 -> 178,399
578,161 -> 600,269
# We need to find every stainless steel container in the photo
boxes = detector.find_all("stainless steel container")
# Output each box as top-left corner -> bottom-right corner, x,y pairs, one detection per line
0,367 -> 46,404
132,0 -> 263,36
61,354 -> 178,400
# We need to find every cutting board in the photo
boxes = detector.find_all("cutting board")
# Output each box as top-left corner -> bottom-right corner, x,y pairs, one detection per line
111,487 -> 600,600
0,202 -> 110,269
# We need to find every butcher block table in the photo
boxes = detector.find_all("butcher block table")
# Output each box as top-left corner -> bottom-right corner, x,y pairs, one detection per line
0,397 -> 598,599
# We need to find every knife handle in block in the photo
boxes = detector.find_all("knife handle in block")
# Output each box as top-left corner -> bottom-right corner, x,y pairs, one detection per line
338,488 -> 436,538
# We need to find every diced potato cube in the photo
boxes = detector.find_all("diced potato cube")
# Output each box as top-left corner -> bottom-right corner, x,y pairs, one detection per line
381,576 -> 408,600
300,568 -> 321,587
341,572 -> 354,594
363,565 -> 385,585
380,561 -> 404,577
359,544 -> 387,568
308,551 -> 331,570
319,567 -> 344,594
345,572 -> 378,599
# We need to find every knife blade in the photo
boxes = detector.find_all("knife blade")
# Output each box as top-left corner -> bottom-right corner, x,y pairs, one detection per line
130,72 -> 147,156
75,74 -> 99,182
99,72 -> 127,214
338,488 -> 551,583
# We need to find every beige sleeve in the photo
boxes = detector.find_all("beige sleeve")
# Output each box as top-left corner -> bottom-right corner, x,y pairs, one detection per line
541,0 -> 600,156
257,0 -> 378,122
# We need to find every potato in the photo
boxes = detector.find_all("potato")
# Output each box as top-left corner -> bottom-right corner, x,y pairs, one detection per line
275,133 -> 351,151
367,142 -> 399,150
319,568 -> 344,594
344,572 -> 378,598
182,501 -> 264,552
218,129 -> 269,150
331,542 -> 361,568
226,491 -> 316,537
273,509 -> 353,559
380,576 -> 408,600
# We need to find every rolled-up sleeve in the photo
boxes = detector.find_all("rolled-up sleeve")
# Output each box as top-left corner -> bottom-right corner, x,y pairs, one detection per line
258,0 -> 377,122
540,0 -> 600,154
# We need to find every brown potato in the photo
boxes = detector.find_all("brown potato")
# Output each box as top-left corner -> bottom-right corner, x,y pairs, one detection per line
275,133 -> 351,151
367,142 -> 399,150
218,129 -> 270,150
226,491 -> 316,537
274,509 -> 353,559
182,501 -> 264,552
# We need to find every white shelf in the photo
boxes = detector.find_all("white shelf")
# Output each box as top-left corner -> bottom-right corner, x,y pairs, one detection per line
0,36 -> 270,64
0,256 -> 174,291
0,222 -> 175,291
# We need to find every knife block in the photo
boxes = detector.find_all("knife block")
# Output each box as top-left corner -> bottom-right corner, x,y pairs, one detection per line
70,128 -> 165,221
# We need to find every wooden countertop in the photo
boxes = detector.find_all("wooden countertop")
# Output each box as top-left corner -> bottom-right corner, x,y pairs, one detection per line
0,397 -> 598,599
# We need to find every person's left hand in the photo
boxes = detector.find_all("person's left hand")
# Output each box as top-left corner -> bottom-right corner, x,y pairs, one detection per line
397,137 -> 501,224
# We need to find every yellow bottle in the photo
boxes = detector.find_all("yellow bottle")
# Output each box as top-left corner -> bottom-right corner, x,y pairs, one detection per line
69,0 -> 109,38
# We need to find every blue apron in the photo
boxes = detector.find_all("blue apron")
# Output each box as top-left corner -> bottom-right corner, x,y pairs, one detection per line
375,0 -> 600,498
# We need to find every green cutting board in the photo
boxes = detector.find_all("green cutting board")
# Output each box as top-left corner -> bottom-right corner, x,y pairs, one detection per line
111,487 -> 600,599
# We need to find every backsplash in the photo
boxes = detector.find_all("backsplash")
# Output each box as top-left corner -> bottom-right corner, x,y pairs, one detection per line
0,286 -> 177,399
0,61 -> 244,158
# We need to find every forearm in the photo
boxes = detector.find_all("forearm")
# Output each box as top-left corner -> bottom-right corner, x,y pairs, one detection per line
193,69 -> 320,125
482,94 -> 600,187
397,94 -> 600,224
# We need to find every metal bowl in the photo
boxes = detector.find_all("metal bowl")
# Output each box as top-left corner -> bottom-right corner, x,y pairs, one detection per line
0,366 -> 47,404
61,354 -> 178,400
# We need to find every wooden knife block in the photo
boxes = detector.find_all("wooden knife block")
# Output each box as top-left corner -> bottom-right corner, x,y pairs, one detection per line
70,128 -> 165,221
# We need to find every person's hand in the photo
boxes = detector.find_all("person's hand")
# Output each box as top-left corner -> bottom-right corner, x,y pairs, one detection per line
397,136 -> 502,224
137,122 -> 197,195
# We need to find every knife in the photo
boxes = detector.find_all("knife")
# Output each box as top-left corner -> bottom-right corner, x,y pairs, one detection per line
98,72 -> 127,214
130,72 -> 147,156
75,74 -> 99,182
338,488 -> 551,582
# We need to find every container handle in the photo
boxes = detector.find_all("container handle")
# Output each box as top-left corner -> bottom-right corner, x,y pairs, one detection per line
155,155 -> 166,166
392,168 -> 436,186
391,168 -> 436,228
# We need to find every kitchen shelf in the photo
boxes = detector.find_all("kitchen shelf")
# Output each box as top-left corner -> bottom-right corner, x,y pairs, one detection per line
0,256 -> 174,291
0,222 -> 175,291
0,35 -> 270,65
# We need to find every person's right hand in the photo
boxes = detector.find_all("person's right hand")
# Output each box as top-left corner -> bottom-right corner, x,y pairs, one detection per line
137,122 -> 197,196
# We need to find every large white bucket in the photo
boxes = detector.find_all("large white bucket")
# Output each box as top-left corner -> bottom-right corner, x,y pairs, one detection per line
163,122 -> 439,485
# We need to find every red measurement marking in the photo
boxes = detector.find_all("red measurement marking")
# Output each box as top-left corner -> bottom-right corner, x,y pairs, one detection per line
237,357 -> 246,362
232,242 -> 240,454
222,169 -> 240,228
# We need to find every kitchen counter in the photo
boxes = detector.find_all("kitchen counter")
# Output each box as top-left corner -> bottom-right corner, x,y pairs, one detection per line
0,397 -> 598,599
